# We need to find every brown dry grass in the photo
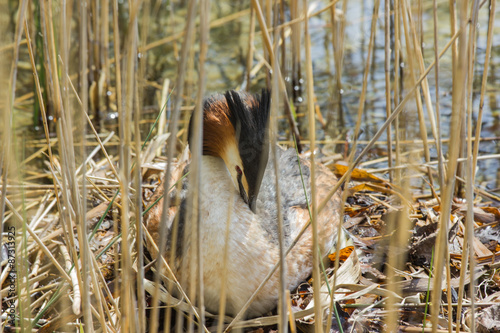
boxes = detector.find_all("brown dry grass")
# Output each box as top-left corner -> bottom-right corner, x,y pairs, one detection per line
1,0 -> 499,332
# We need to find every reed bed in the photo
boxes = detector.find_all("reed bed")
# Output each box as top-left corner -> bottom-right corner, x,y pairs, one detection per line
1,0 -> 499,332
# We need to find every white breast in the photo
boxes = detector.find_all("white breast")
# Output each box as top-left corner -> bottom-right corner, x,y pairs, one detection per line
192,156 -> 280,317
176,152 -> 338,318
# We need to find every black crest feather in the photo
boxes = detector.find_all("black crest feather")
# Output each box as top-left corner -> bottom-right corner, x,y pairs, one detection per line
224,89 -> 270,150
189,89 -> 271,211
224,90 -> 271,211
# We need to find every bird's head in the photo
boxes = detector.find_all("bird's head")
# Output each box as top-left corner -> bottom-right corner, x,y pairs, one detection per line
189,90 -> 271,213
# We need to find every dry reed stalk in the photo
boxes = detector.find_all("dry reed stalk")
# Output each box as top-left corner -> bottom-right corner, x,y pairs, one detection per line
429,0 -> 446,205
350,0 -> 379,165
28,195 -> 56,230
399,0 -> 435,188
20,145 -> 49,166
403,2 -> 442,185
472,0 -> 496,175
0,269 -> 13,295
302,0 -> 322,331
90,251 -> 120,330
386,205 -> 412,332
271,7 -> 287,332
29,250 -> 43,282
88,251 -> 110,332
184,28 -> 198,333
1,8 -> 29,327
66,74 -> 119,178
403,2 -> 445,189
149,0 -> 200,331
264,0 -> 272,88
37,0 -> 89,327
111,0 -> 123,189
3,198 -> 40,225
141,8 -> 250,53
39,1 -> 62,119
455,2 -> 482,332
13,90 -> 36,105
0,39 -> 28,53
278,0 -> 286,80
87,179 -> 117,205
134,81 -> 146,332
271,0 -> 339,34
250,0 -> 302,151
118,1 -> 142,331
285,289 -> 297,333
26,228 -> 63,255
29,282 -> 61,294
5,197 -> 71,284
384,0 -> 392,183
23,174 -> 52,183
384,139 -> 413,333
157,79 -> 171,141
186,0 -> 211,331
102,0 -> 111,112
328,0 -> 346,148
29,289 -> 52,311
289,0 -> 300,104
134,2 -> 151,331
245,6 -> 256,90
326,1 -> 381,330
59,244 -> 81,316
431,0 -> 470,330
328,11 -> 382,320
393,0 -> 402,184
78,0 -> 94,328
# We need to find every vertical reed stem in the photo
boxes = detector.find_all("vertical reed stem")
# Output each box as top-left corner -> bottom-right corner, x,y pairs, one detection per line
303,1 -> 322,331
384,0 -> 392,182
431,0 -> 469,330
271,7 -> 287,333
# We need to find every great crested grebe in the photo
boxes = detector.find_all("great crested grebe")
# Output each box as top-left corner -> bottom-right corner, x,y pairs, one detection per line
145,90 -> 342,318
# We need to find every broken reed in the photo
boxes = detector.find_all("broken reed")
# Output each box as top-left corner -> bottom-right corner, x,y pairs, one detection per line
0,0 -> 497,332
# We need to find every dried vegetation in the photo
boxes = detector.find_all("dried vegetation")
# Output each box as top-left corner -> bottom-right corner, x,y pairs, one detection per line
0,0 -> 499,332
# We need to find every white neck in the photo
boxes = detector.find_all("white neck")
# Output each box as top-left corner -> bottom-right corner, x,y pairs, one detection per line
199,155 -> 241,228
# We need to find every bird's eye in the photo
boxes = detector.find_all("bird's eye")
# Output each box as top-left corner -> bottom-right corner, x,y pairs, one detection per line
235,165 -> 243,175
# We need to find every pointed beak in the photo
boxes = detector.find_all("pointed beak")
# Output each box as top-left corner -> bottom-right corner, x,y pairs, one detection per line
237,173 -> 259,213
246,175 -> 262,213
248,195 -> 257,213
241,152 -> 267,214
